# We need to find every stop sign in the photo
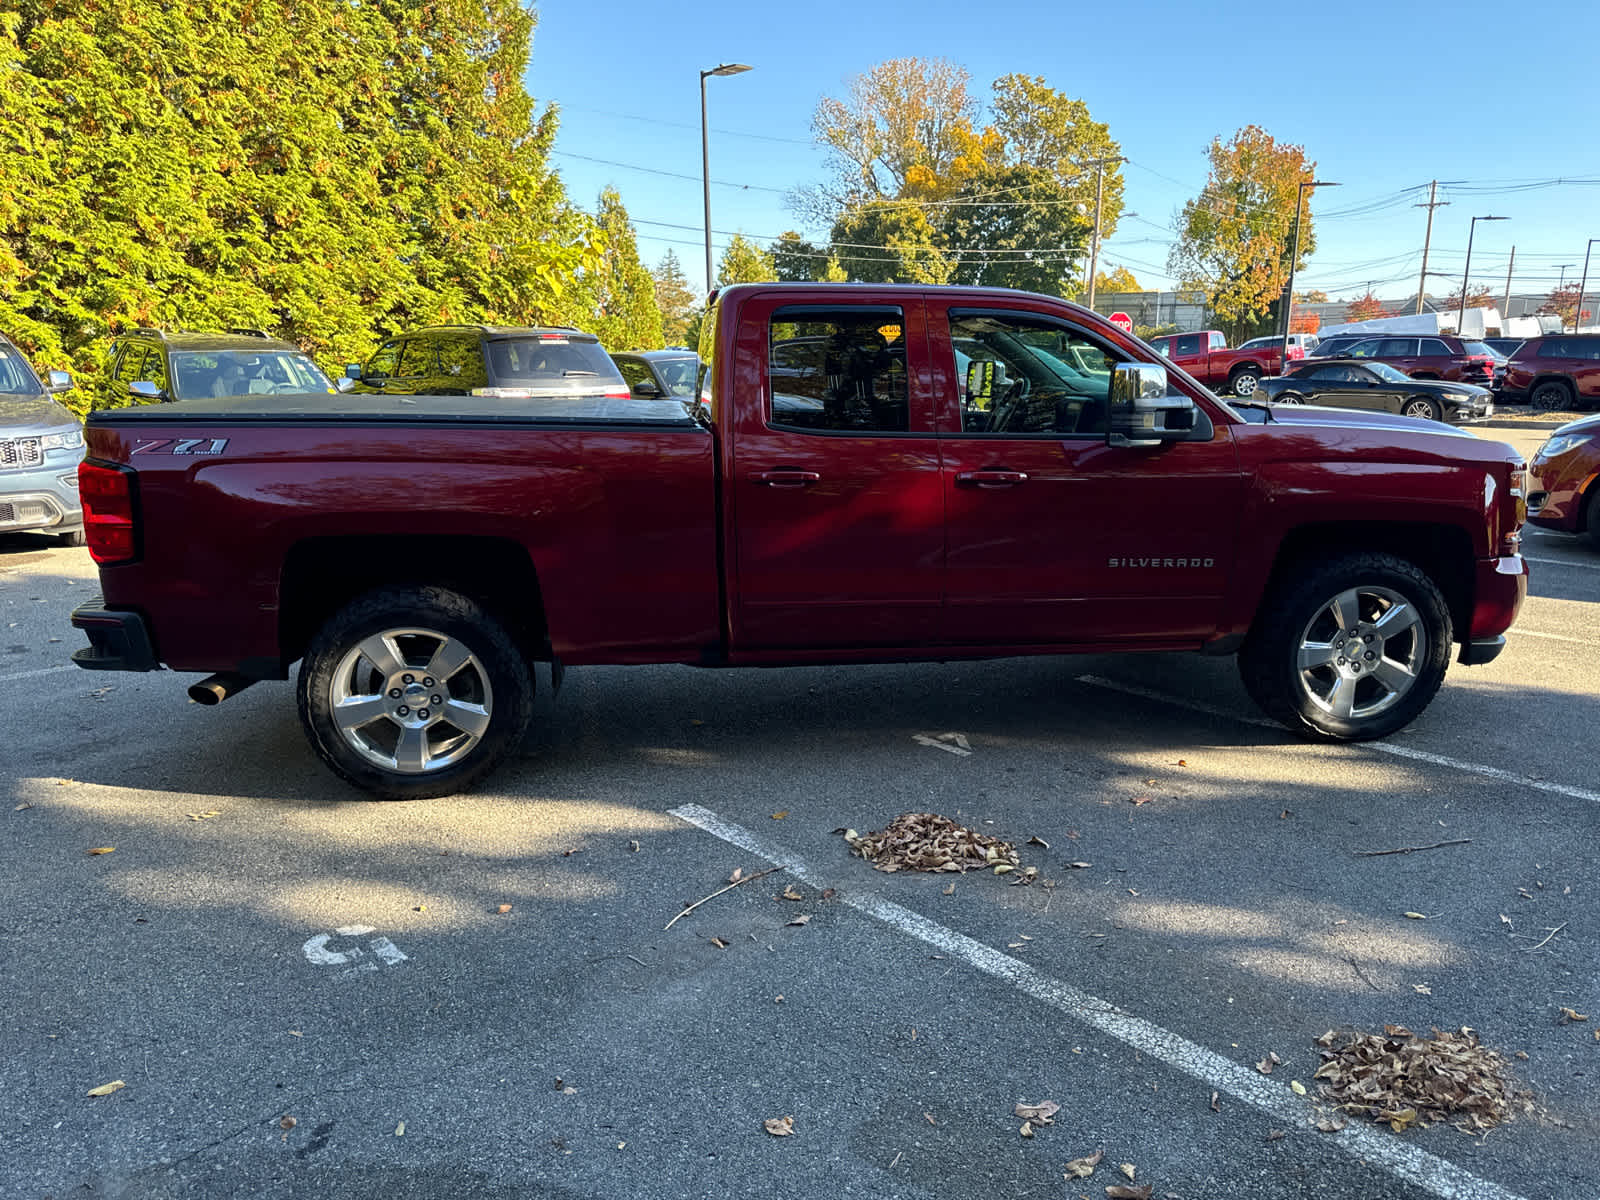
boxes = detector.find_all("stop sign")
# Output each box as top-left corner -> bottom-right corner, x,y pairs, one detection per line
1109,311 -> 1133,332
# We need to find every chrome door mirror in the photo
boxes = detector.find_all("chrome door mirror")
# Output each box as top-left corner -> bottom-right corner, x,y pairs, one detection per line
128,380 -> 166,401
1107,362 -> 1197,448
335,376 -> 357,393
46,369 -> 73,392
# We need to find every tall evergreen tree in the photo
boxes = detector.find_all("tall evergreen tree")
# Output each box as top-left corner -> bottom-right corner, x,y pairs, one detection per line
651,250 -> 697,346
576,188 -> 663,351
715,234 -> 776,288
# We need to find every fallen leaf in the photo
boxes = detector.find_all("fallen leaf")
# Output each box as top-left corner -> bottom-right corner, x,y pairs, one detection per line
1027,836 -> 1050,849
1063,1148 -> 1104,1178
1499,914 -> 1512,926
1210,1091 -> 1219,1112
86,1080 -> 125,1097
771,811 -> 789,820
781,885 -> 804,901
1265,1129 -> 1285,1142
1387,1107 -> 1418,1132
280,1116 -> 297,1130
727,868 -> 744,884
774,994 -> 784,1003
562,1086 -> 577,1096
1175,759 -> 1188,767
1255,1052 -> 1282,1075
993,864 -> 1014,875
1514,1050 -> 1529,1059
1013,1099 -> 1059,1122
786,914 -> 811,927
710,937 -> 729,949
14,802 -> 33,811
1315,1117 -> 1347,1133
1130,796 -> 1153,806
1290,1080 -> 1307,1096
1413,984 -> 1432,995
1558,1007 -> 1589,1023
1127,888 -> 1140,896
1404,912 -> 1428,920
1119,1162 -> 1137,1180
497,904 -> 513,914
395,1121 -> 405,1136
821,888 -> 836,900
1106,1186 -> 1153,1200
763,1115 -> 795,1137
1067,861 -> 1093,869
1019,1120 -> 1034,1138
87,847 -> 115,855
287,1031 -> 302,1037
923,1112 -> 936,1126
1280,809 -> 1292,819
942,883 -> 955,895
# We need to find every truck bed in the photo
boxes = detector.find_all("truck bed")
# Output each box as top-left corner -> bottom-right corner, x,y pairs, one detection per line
90,390 -> 703,427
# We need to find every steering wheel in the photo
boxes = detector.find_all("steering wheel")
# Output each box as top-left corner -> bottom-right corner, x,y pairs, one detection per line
990,378 -> 1030,432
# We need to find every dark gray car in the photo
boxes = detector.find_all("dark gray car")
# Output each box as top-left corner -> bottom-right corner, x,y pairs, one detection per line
1256,358 -> 1492,423
609,349 -> 700,401
0,336 -> 84,545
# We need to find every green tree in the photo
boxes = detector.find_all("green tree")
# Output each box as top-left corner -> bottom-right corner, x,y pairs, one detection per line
573,188 -> 662,351
773,231 -> 828,281
1,0 -> 601,402
1167,126 -> 1318,342
716,234 -> 776,288
652,250 -> 697,346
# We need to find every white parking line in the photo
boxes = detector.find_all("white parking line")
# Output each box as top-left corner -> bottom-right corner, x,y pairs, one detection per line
1075,674 -> 1600,807
1516,629 -> 1591,646
0,664 -> 80,685
1525,554 -> 1600,570
670,803 -> 1531,1200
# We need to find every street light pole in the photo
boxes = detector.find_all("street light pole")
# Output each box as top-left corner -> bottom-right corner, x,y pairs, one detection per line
1282,179 -> 1338,369
699,63 -> 752,296
1458,215 -> 1507,336
1575,239 -> 1599,335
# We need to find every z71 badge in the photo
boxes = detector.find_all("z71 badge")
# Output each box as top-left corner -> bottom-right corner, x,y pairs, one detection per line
131,437 -> 229,456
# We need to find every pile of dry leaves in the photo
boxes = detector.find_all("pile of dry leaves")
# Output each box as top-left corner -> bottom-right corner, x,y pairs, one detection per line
1314,1025 -> 1528,1134
844,813 -> 1020,874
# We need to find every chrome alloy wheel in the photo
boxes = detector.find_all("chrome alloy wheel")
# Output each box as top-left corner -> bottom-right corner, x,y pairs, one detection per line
1401,398 -> 1435,418
1294,586 -> 1422,721
328,627 -> 493,774
1233,372 -> 1259,396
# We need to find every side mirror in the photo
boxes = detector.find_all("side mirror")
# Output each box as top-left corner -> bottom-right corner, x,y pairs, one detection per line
128,380 -> 166,402
632,381 -> 664,398
964,359 -> 996,406
335,376 -> 356,393
1107,363 -> 1196,448
344,363 -> 364,380
47,370 -> 73,392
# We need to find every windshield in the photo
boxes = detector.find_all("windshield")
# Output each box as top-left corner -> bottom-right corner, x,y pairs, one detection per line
1367,362 -> 1412,383
0,345 -> 43,395
654,357 -> 699,397
171,350 -> 333,399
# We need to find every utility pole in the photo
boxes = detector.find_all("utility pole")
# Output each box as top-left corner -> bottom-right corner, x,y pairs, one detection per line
1084,156 -> 1124,311
1501,247 -> 1515,329
1577,239 -> 1600,335
1414,181 -> 1449,315
1282,180 -> 1338,368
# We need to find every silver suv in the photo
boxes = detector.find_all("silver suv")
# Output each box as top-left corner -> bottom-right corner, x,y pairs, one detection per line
0,335 -> 84,545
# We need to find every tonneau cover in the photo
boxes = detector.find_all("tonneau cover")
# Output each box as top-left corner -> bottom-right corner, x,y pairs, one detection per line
86,391 -> 702,427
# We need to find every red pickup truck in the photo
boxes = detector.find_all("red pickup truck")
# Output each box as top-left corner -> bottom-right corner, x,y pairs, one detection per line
72,284 -> 1528,799
1149,330 -> 1296,397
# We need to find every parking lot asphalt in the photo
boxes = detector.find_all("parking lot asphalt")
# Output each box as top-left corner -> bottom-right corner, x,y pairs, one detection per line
2,416 -> 1597,1200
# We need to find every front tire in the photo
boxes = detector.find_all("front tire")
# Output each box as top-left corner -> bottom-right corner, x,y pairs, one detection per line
1530,379 -> 1574,412
297,586 -> 534,799
1229,366 -> 1262,397
1239,553 -> 1453,741
56,529 -> 87,548
1400,396 -> 1442,421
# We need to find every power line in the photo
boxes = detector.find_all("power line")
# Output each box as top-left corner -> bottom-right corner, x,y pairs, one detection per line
558,104 -> 813,145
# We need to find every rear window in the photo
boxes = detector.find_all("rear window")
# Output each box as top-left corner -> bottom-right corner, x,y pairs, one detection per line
1460,341 -> 1494,357
484,337 -> 622,385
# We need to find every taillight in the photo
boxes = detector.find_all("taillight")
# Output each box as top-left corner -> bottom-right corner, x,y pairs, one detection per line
78,461 -> 138,565
1288,346 -> 1305,360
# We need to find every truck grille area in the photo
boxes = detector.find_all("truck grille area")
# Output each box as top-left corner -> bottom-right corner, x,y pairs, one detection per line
0,438 -> 43,469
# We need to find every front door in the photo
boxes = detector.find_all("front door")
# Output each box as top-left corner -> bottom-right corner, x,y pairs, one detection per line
932,304 -> 1245,646
728,298 -> 946,651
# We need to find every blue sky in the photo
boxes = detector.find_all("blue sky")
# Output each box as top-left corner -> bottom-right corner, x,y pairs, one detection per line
530,0 -> 1600,304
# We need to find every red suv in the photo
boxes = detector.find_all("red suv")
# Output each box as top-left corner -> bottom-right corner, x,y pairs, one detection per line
1341,334 -> 1496,386
1496,335 -> 1600,412
1527,413 -> 1600,546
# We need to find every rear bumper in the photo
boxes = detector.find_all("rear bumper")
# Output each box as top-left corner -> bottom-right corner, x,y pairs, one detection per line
1457,636 -> 1506,666
71,596 -> 160,672
1461,555 -> 1528,658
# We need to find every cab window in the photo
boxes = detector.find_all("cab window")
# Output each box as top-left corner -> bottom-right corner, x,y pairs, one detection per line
767,307 -> 908,433
396,339 -> 436,378
949,311 -> 1114,436
364,341 -> 402,379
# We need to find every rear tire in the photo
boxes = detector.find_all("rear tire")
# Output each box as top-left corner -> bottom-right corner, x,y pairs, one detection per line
1239,553 -> 1453,741
56,530 -> 86,548
1229,366 -> 1262,397
1531,379 -> 1574,412
297,585 -> 534,799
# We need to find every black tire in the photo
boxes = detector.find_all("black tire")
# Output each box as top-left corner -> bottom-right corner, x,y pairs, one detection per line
1586,487 -> 1600,552
297,585 -> 534,800
1530,379 -> 1574,413
1276,392 -> 1304,405
1399,395 -> 1442,421
1229,366 -> 1262,397
1239,553 -> 1453,742
56,529 -> 86,547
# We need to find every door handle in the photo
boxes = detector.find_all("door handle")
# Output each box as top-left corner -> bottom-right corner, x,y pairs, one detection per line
955,469 -> 1028,488
751,469 -> 822,488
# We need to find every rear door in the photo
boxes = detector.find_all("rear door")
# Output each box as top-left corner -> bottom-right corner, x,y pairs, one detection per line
726,297 -> 945,651
932,302 -> 1245,646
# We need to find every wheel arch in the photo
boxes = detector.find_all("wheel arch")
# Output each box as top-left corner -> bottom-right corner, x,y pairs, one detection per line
1260,522 -> 1475,642
279,535 -> 548,670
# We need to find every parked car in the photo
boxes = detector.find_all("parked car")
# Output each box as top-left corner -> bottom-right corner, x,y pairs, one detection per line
97,329 -> 339,408
1255,359 -> 1493,423
1495,335 -> 1600,412
609,349 -> 700,400
71,282 -> 1528,798
1147,330 -> 1295,396
349,325 -> 629,400
1527,413 -> 1600,546
0,335 -> 85,545
1238,333 -> 1320,355
1338,334 -> 1497,386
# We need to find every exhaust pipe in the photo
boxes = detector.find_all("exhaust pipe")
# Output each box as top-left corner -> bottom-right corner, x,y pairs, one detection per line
188,672 -> 257,706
